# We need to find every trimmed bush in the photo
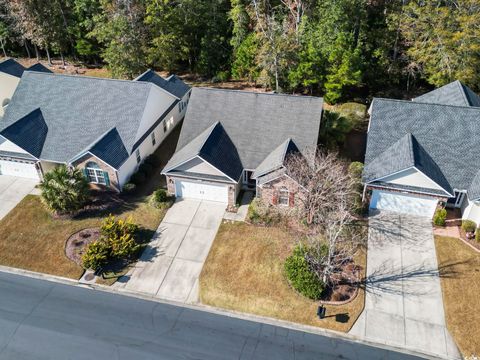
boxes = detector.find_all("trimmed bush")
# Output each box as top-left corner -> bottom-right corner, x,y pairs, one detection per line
154,189 -> 168,203
462,220 -> 477,233
348,162 -> 364,179
247,198 -> 281,226
101,215 -> 138,240
433,208 -> 447,227
476,230 -> 480,243
82,240 -> 110,270
130,171 -> 146,185
122,182 -> 136,193
139,162 -> 153,176
109,233 -> 140,258
284,245 -> 325,300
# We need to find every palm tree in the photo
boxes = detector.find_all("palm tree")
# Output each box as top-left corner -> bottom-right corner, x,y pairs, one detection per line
39,165 -> 90,214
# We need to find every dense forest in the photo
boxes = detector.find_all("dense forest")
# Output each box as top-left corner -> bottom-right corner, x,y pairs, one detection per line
0,0 -> 479,102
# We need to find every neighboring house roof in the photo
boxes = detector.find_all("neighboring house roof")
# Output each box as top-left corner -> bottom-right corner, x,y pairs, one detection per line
26,63 -> 53,74
413,80 -> 480,107
0,59 -> 25,78
164,88 -> 323,179
364,97 -> 480,199
364,133 -> 453,195
251,138 -> 299,179
135,69 -> 190,99
0,71 -> 168,169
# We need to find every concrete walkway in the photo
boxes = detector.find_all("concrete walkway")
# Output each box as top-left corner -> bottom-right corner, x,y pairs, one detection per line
350,211 -> 461,359
0,175 -> 39,220
223,191 -> 254,222
115,199 -> 225,303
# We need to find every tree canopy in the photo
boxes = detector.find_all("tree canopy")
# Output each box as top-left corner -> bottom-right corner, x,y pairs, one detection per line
1,0 -> 479,100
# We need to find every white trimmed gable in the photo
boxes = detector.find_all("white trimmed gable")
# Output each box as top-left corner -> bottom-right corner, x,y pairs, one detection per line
174,156 -> 227,177
378,167 -> 445,191
0,136 -> 29,154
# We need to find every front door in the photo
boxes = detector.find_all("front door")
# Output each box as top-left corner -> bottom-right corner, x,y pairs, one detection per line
447,191 -> 465,208
243,170 -> 256,188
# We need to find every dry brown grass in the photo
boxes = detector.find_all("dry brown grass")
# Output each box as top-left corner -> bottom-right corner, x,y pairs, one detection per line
200,222 -> 366,332
0,195 -> 166,280
435,235 -> 480,357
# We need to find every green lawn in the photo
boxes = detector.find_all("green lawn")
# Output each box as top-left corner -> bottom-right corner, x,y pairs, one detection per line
0,195 -> 167,280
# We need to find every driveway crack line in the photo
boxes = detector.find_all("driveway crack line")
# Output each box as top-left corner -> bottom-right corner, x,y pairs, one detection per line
154,201 -> 202,296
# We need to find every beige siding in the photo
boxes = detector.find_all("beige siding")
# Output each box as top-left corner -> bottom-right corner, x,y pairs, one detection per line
0,137 -> 29,154
378,167 -> 446,191
175,157 -> 226,177
0,73 -> 20,117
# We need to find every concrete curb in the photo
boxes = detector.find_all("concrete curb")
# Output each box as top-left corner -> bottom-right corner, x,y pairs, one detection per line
0,264 -> 446,360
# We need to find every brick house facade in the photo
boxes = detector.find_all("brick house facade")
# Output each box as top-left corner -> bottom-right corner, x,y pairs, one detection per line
72,154 -> 120,192
257,175 -> 305,208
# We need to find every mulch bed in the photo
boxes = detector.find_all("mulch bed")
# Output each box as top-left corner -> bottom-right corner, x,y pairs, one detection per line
319,261 -> 363,305
65,228 -> 100,266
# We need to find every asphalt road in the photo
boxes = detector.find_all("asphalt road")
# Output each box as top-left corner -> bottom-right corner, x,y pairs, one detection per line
0,272 -> 424,360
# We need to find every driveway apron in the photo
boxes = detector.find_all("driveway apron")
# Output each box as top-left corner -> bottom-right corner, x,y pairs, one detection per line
115,199 -> 225,303
350,210 -> 461,359
0,176 -> 38,220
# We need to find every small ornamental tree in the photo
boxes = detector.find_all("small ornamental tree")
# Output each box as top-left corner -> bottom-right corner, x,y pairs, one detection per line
39,165 -> 90,214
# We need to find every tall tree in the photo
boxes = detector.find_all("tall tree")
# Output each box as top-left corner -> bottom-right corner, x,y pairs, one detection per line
395,0 -> 480,89
91,0 -> 147,79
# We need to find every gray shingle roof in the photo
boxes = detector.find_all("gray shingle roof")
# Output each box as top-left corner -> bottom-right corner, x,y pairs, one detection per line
135,70 -> 190,99
164,88 -> 323,178
364,133 -> 453,195
89,128 -> 129,169
0,59 -> 25,78
0,72 -> 156,168
365,98 -> 480,200
413,80 -> 480,107
0,108 -> 47,158
164,122 -> 243,181
251,138 -> 299,179
26,63 -> 53,74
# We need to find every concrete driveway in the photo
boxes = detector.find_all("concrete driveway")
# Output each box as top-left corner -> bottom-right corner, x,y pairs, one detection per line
115,199 -> 225,303
0,175 -> 39,220
350,210 -> 461,359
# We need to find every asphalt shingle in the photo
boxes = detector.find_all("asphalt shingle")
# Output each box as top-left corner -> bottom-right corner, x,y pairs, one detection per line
0,59 -> 25,78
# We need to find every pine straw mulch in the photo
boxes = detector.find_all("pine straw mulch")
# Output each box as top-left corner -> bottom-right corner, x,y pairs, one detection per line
65,228 -> 100,266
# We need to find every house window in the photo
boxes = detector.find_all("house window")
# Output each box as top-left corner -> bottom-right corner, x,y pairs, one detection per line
278,187 -> 289,206
85,162 -> 105,185
135,149 -> 141,164
151,132 -> 156,146
178,103 -> 182,112
163,120 -> 167,133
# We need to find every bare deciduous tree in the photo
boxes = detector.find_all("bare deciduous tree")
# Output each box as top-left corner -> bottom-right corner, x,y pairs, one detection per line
284,147 -> 366,286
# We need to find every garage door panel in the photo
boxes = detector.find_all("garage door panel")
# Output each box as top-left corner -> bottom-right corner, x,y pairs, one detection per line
370,190 -> 438,218
175,180 -> 228,204
0,160 -> 39,180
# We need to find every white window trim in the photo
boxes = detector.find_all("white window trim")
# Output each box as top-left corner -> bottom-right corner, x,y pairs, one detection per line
135,149 -> 141,164
278,187 -> 289,206
87,167 -> 106,185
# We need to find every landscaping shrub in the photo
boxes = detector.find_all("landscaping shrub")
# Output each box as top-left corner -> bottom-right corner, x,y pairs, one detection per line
144,154 -> 161,167
284,245 -> 325,300
82,240 -> 110,270
130,171 -> 146,185
139,162 -> 153,176
462,220 -> 477,233
101,215 -> 138,240
433,208 -> 447,227
109,233 -> 140,258
122,182 -> 136,193
247,198 -> 281,226
348,162 -> 364,215
476,230 -> 480,243
150,188 -> 172,209
335,102 -> 367,130
348,162 -> 364,179
39,165 -> 90,214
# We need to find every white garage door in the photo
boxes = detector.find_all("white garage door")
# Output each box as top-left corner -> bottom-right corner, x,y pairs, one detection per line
175,180 -> 228,203
370,190 -> 438,218
0,160 -> 39,180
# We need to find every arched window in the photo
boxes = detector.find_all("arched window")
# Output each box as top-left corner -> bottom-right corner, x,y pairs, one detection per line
278,187 -> 289,206
85,162 -> 106,185
2,98 -> 10,108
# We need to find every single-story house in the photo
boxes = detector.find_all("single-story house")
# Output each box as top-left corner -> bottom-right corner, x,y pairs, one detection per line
363,80 -> 480,222
0,59 -> 51,116
0,70 -> 190,191
162,88 -> 323,209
